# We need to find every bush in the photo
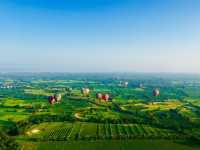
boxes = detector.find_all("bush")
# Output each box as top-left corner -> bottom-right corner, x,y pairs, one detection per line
0,132 -> 21,150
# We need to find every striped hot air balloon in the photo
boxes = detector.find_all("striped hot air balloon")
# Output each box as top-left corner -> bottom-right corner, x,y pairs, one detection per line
102,94 -> 109,102
48,96 -> 55,105
152,88 -> 160,97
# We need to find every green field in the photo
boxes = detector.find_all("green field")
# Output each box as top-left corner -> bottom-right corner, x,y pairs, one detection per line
0,73 -> 200,149
22,122 -> 184,141
21,140 -> 200,150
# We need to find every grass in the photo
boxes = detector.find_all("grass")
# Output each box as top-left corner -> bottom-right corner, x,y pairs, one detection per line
20,140 -> 200,150
24,89 -> 53,96
0,98 -> 48,124
80,123 -> 97,139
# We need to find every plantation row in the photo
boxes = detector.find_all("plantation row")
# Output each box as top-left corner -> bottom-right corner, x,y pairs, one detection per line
27,122 -> 188,141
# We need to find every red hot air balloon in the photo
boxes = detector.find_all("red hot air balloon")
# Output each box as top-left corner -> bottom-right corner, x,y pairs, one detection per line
152,89 -> 160,97
102,94 -> 109,102
48,96 -> 55,105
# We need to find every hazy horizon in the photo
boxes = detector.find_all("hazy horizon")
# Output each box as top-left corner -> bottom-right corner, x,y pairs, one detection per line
1,0 -> 200,73
1,71 -> 200,76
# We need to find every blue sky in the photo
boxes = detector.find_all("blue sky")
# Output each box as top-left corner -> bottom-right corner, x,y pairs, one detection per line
0,0 -> 200,73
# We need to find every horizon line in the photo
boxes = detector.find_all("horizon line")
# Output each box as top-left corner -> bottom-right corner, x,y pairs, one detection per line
1,71 -> 200,75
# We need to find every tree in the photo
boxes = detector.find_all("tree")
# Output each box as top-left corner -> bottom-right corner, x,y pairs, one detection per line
0,132 -> 20,150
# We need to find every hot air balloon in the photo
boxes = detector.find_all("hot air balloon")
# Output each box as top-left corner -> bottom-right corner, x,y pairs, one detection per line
81,88 -> 90,96
48,96 -> 55,105
102,94 -> 109,101
139,83 -> 144,89
124,81 -> 129,87
96,93 -> 102,99
119,81 -> 128,87
152,88 -> 160,97
54,93 -> 62,103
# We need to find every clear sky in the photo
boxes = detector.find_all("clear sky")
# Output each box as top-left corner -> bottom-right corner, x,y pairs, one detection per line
0,0 -> 200,73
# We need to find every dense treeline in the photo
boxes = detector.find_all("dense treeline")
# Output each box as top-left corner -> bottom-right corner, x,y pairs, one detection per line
0,132 -> 20,150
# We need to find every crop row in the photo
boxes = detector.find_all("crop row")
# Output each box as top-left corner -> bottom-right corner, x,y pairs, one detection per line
30,122 -> 187,141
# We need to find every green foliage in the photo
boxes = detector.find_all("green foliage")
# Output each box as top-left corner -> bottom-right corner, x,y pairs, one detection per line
23,140 -> 200,150
0,132 -> 20,150
1,73 -> 200,149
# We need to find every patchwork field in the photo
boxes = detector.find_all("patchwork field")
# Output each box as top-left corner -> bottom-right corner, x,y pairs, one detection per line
1,73 -> 200,150
22,122 -> 187,141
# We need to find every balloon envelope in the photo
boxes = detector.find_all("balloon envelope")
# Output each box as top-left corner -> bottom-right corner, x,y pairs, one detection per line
48,96 -> 55,105
54,94 -> 62,103
96,93 -> 102,99
81,88 -> 90,96
125,82 -> 128,86
102,94 -> 109,101
152,89 -> 159,97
